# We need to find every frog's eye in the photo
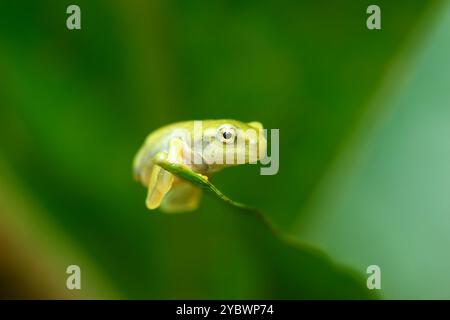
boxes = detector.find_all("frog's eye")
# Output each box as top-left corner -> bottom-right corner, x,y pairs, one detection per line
217,125 -> 236,144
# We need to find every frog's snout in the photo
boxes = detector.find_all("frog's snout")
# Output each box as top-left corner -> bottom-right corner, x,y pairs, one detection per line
261,134 -> 268,158
247,129 -> 267,162
257,133 -> 267,161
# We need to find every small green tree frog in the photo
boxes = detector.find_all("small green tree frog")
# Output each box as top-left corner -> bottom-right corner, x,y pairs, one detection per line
133,120 -> 267,213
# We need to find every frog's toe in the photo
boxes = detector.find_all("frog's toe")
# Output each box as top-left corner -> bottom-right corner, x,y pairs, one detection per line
145,138 -> 186,210
146,164 -> 174,210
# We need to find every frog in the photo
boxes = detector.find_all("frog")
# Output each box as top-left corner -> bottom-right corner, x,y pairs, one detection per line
133,119 -> 267,213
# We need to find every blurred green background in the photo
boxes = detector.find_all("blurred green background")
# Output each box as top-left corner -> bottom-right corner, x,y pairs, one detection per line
0,0 -> 448,299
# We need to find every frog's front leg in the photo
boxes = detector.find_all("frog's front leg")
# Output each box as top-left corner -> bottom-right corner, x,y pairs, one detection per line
146,138 -> 185,210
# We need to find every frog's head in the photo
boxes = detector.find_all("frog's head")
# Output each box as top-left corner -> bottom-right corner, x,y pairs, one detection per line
197,120 -> 267,173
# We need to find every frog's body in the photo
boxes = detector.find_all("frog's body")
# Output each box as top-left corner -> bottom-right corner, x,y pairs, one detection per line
133,120 -> 266,213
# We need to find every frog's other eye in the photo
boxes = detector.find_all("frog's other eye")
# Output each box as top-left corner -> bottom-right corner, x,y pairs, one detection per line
217,125 -> 236,144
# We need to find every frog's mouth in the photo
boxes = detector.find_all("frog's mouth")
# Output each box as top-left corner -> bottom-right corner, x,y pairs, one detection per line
214,133 -> 267,165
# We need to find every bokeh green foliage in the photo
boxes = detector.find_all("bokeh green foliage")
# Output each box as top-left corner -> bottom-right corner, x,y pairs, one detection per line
297,1 -> 450,299
0,0 -> 439,298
